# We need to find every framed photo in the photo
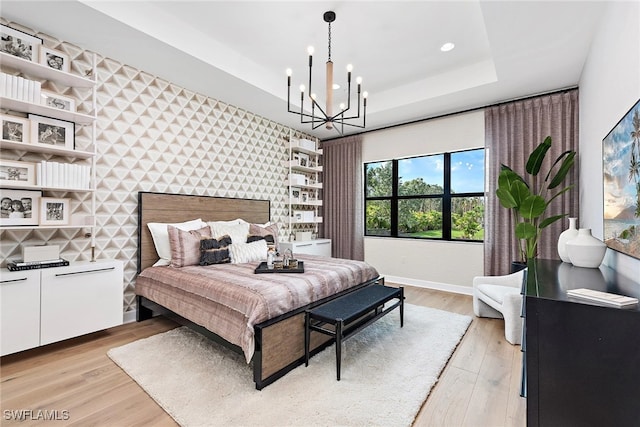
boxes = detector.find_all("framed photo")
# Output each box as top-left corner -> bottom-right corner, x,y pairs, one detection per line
301,191 -> 309,203
1,114 -> 30,144
298,153 -> 309,167
38,46 -> 70,72
28,114 -> 75,149
0,188 -> 40,226
0,160 -> 36,186
41,90 -> 76,112
0,24 -> 42,62
291,186 -> 301,201
40,197 -> 70,226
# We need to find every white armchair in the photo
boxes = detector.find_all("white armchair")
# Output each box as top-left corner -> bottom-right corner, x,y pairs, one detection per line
472,269 -> 526,345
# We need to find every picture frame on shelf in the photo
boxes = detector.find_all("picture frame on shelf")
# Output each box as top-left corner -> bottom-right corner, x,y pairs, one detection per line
0,188 -> 40,226
0,24 -> 42,62
28,114 -> 74,150
0,159 -> 36,186
1,114 -> 30,144
291,186 -> 301,201
40,197 -> 70,226
41,90 -> 76,112
38,46 -> 70,72
298,153 -> 309,167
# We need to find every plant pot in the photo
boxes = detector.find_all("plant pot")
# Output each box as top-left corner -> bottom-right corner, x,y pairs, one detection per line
557,217 -> 578,263
566,228 -> 607,268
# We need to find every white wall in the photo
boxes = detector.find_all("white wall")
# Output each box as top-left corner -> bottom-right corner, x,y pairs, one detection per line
579,1 -> 640,280
362,111 -> 485,294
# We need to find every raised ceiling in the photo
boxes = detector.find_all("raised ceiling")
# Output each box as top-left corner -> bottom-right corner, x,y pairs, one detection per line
1,1 -> 606,139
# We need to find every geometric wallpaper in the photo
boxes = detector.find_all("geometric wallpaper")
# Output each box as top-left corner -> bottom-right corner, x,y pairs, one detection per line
0,20 -> 315,316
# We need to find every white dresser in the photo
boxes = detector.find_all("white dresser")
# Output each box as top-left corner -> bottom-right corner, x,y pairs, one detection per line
279,238 -> 332,257
0,259 -> 123,356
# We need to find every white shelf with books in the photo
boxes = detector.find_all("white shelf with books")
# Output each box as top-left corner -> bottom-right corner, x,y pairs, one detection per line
285,131 -> 326,245
0,44 -> 97,234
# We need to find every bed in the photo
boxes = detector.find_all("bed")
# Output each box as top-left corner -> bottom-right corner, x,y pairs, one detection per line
135,191 -> 381,389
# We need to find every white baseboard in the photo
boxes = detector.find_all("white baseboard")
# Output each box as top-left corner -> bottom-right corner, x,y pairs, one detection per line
382,275 -> 473,296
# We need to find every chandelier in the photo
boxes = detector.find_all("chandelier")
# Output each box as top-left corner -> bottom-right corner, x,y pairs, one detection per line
286,11 -> 368,135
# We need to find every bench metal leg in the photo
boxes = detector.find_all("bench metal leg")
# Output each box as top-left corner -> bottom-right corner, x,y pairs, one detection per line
400,287 -> 404,327
336,319 -> 343,381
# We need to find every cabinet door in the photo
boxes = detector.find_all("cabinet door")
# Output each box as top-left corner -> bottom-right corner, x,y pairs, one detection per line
287,239 -> 332,257
0,269 -> 41,356
40,260 -> 123,345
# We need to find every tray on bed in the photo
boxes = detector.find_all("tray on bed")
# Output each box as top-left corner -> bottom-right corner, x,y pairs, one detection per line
255,261 -> 305,274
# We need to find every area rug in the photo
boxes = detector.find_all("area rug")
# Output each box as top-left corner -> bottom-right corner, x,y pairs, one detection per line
108,303 -> 471,427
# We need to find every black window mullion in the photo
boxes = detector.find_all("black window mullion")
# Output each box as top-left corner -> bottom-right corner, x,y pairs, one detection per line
391,159 -> 399,237
442,152 -> 451,240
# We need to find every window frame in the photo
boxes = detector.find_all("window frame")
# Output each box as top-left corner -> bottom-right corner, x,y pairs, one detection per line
364,148 -> 485,242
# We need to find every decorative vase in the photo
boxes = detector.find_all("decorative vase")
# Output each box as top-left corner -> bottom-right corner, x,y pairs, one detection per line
557,217 -> 578,263
565,228 -> 607,268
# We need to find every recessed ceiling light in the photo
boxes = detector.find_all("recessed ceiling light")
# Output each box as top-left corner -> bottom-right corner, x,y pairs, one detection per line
333,84 -> 341,90
440,42 -> 455,52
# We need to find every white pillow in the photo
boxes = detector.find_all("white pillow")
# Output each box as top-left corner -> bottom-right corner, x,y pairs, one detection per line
148,218 -> 207,266
229,239 -> 268,264
207,221 -> 250,244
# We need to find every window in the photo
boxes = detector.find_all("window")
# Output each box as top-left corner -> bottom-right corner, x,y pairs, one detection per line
365,148 -> 485,241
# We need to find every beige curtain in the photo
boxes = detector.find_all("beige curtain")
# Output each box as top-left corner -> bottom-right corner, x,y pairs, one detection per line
485,90 -> 580,275
322,135 -> 364,260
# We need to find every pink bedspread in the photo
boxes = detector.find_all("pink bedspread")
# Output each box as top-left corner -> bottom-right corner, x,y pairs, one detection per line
136,255 -> 379,362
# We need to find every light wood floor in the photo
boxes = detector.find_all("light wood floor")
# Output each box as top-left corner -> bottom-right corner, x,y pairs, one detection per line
0,286 -> 526,426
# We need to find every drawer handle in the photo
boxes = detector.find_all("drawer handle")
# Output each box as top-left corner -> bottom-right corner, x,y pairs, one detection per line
296,243 -> 313,247
1,277 -> 28,284
317,242 -> 330,245
55,267 -> 115,277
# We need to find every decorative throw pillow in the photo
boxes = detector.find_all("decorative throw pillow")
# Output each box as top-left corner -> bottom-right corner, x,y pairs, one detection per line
168,225 -> 212,268
247,234 -> 275,245
207,221 -> 250,244
229,239 -> 268,264
147,218 -> 207,266
249,222 -> 279,251
200,235 -> 233,265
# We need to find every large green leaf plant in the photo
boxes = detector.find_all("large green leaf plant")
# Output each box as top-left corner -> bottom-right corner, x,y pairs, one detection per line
496,136 -> 576,263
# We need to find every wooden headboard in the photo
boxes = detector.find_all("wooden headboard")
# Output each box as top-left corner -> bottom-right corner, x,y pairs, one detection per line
137,192 -> 270,272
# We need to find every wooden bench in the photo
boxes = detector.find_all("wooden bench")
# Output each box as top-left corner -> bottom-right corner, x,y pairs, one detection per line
304,284 -> 404,380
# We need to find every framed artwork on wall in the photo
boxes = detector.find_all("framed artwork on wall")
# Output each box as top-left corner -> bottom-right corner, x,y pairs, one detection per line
0,159 -> 36,186
0,24 -> 42,62
28,114 -> 75,150
0,114 -> 30,144
602,97 -> 640,260
0,188 -> 40,226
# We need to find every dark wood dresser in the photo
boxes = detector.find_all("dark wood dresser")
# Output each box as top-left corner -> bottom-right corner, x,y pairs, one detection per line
524,259 -> 640,426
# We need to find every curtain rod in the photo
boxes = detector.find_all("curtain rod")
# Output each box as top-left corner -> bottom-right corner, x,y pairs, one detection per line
320,86 -> 578,143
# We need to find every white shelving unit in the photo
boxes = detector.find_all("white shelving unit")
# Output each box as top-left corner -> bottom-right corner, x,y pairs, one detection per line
284,132 -> 331,256
0,50 -> 97,233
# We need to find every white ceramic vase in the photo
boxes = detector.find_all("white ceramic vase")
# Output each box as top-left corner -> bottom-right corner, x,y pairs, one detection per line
557,217 -> 578,263
566,228 -> 607,268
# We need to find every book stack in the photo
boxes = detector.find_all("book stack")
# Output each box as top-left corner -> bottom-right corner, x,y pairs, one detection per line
567,288 -> 639,308
7,258 -> 69,271
0,72 -> 42,103
37,161 -> 91,189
